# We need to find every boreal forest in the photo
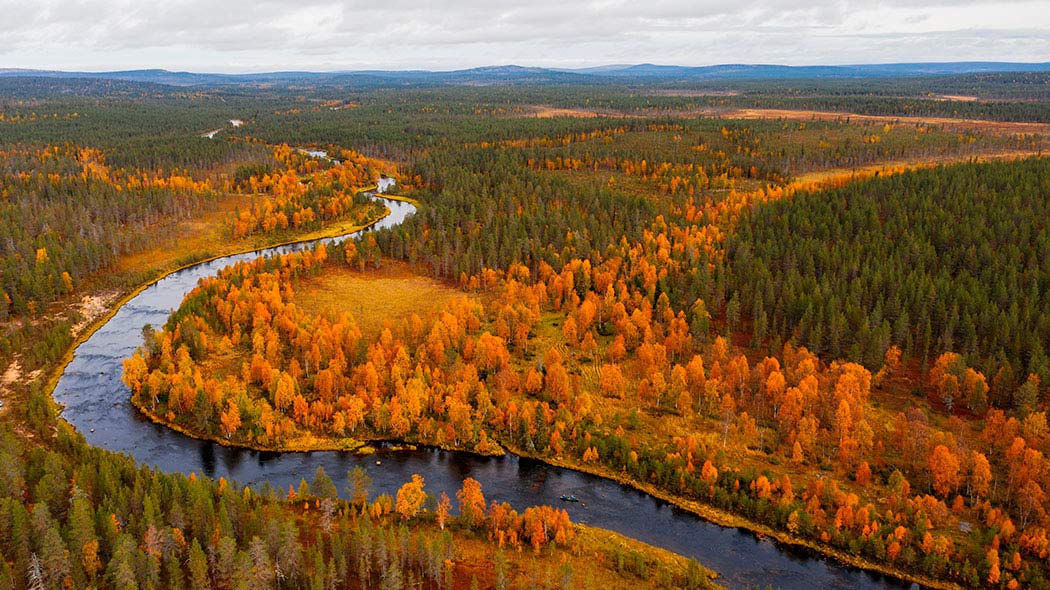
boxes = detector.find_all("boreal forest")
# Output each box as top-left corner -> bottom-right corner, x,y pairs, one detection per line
3,67 -> 1050,590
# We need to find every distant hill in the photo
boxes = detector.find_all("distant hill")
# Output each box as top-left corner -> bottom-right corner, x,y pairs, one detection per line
577,62 -> 1050,80
0,75 -> 181,98
2,62 -> 1049,88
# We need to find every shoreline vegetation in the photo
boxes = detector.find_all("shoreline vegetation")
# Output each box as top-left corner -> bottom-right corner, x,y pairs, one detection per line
131,390 -> 961,590
128,395 -> 960,590
510,446 -> 963,590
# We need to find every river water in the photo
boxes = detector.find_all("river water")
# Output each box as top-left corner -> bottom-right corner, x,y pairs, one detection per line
52,195 -> 918,590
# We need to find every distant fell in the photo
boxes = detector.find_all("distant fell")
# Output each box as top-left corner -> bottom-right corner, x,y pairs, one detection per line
2,62 -> 1049,87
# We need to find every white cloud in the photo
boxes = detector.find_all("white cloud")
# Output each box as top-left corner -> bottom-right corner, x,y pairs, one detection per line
0,0 -> 1046,71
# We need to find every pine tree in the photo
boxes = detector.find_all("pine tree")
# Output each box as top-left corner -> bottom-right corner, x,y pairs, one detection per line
310,466 -> 338,500
188,539 -> 209,590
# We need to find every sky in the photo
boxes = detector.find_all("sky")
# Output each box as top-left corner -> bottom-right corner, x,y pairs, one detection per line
1,0 -> 1048,73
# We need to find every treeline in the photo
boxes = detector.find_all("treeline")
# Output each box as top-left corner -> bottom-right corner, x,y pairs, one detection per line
727,158 -> 1050,384
518,118 -> 1004,190
0,95 -> 274,171
0,77 -> 177,99
376,116 -> 1009,281
246,96 -> 650,161
3,80 -> 1037,175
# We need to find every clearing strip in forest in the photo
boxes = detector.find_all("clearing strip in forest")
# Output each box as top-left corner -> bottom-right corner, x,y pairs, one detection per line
721,107 -> 1050,136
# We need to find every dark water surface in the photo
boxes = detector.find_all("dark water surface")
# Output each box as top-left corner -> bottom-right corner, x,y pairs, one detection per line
53,195 -> 918,590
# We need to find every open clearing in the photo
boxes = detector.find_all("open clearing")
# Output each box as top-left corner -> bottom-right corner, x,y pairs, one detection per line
720,107 -> 1050,135
513,104 -> 1050,137
520,105 -> 617,118
111,192 -> 259,280
793,147 -> 1045,184
644,89 -> 741,97
293,261 -> 465,339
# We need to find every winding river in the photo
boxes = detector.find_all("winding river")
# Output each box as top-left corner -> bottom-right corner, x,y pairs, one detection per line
52,195 -> 919,590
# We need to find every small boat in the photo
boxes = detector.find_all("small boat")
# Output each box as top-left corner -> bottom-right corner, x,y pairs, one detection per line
559,495 -> 579,502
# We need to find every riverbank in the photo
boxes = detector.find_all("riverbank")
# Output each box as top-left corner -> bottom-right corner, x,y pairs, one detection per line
122,391 -> 959,590
506,444 -> 964,590
43,190 -> 399,415
131,390 -> 510,457
549,524 -> 721,589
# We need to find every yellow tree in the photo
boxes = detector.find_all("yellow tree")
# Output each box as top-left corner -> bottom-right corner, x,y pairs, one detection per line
395,474 -> 427,520
457,477 -> 487,529
273,372 -> 296,411
545,361 -> 570,404
970,451 -> 992,503
928,445 -> 960,498
122,355 -> 150,403
436,492 -> 452,530
220,400 -> 241,440
600,364 -> 625,399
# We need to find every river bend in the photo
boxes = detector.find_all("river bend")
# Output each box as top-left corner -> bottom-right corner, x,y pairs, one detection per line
52,195 -> 917,590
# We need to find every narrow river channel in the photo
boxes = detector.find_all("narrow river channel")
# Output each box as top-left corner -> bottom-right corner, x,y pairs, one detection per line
52,195 -> 918,590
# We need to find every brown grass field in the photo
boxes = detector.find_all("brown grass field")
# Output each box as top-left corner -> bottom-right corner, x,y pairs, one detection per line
96,192 -> 384,294
515,103 -> 1050,139
520,105 -> 620,118
448,524 -> 719,590
293,261 -> 466,339
792,148 -> 1045,184
721,107 -> 1050,136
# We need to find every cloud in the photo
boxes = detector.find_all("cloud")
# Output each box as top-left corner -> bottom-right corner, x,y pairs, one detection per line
0,0 -> 1046,71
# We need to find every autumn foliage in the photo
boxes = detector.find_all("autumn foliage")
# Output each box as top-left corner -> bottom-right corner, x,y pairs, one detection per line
228,144 -> 398,239
120,111 -> 1050,589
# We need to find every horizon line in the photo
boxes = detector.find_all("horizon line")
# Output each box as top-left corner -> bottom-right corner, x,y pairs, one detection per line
4,60 -> 1050,77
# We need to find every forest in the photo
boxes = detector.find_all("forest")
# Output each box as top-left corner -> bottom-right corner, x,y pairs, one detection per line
0,385 -> 712,590
727,158 -> 1050,378
0,127 -> 393,370
2,74 -> 1050,589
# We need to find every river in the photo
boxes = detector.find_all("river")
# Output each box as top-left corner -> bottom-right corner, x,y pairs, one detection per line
52,194 -> 918,590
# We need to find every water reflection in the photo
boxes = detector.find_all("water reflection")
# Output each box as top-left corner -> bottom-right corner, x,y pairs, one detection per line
199,442 -> 216,478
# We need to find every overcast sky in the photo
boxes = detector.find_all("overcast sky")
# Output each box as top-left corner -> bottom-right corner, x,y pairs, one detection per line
1,0 -> 1048,72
